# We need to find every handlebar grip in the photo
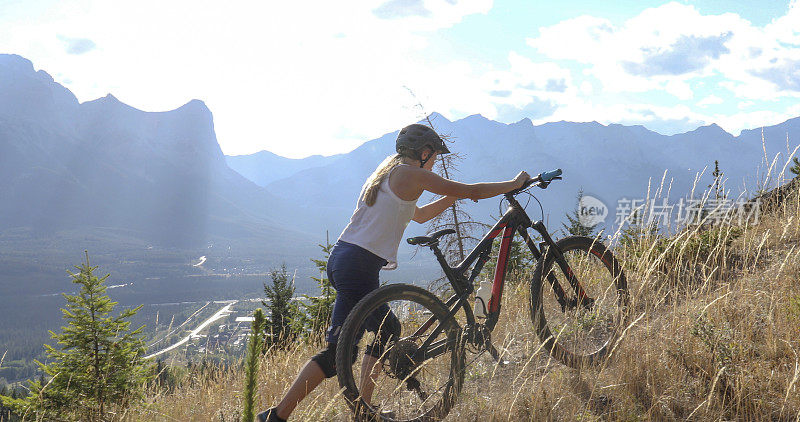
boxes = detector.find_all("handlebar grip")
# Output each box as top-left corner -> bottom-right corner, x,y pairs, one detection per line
540,168 -> 562,182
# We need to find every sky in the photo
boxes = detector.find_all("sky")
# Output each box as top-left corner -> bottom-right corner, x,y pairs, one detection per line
1,0 -> 799,158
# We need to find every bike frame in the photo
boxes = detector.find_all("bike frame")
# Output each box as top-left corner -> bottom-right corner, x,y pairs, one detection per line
410,192 -> 591,361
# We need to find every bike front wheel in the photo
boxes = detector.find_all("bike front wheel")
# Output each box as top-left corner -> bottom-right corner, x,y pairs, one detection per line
530,236 -> 629,368
336,283 -> 465,422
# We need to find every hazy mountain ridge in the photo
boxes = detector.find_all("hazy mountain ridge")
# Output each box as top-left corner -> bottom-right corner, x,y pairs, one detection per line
0,53 -> 315,252
234,112 -> 800,241
225,150 -> 342,186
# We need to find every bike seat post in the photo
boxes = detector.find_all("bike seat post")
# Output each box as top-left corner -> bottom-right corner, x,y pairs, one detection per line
430,243 -> 470,294
430,243 -> 448,268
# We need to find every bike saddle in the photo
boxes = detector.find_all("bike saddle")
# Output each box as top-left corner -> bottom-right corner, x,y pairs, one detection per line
406,228 -> 456,246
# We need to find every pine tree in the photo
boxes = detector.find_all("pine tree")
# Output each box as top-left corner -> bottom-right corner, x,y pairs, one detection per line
562,189 -> 600,237
294,234 -> 336,338
0,252 -> 149,421
153,358 -> 180,392
241,309 -> 266,421
790,156 -> 800,177
0,384 -> 10,421
262,264 -> 296,347
157,361 -> 183,393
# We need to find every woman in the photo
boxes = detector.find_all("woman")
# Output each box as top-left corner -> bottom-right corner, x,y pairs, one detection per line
259,123 -> 529,421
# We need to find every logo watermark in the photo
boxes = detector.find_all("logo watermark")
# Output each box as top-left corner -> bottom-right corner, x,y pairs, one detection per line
614,197 -> 761,228
578,195 -> 608,227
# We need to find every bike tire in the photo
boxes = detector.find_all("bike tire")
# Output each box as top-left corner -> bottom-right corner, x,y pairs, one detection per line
530,236 -> 629,368
336,283 -> 465,422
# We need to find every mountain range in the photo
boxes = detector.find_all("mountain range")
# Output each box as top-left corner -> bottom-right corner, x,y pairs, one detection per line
0,54 -> 318,256
229,114 -> 800,242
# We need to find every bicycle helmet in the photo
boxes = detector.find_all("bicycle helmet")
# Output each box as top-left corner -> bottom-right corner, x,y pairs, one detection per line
395,124 -> 451,155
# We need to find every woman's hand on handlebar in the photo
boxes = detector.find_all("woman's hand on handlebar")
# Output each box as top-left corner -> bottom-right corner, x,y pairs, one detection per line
513,171 -> 531,189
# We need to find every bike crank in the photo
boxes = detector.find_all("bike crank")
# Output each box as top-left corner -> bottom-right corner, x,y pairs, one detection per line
463,324 -> 509,366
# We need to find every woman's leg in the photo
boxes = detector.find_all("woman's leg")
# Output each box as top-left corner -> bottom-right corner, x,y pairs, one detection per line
359,303 -> 401,406
359,354 -> 381,405
263,241 -> 386,419
261,247 -> 345,421
274,360 -> 326,419
267,342 -> 353,420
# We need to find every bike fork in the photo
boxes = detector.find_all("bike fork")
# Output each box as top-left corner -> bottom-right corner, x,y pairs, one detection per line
528,222 -> 594,310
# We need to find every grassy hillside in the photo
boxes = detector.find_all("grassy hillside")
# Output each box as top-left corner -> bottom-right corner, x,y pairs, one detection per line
123,177 -> 799,420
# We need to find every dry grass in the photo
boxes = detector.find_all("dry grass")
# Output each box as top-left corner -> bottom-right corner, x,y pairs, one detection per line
128,180 -> 800,421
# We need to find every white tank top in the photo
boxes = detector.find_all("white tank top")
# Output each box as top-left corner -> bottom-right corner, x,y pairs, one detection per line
338,160 -> 418,270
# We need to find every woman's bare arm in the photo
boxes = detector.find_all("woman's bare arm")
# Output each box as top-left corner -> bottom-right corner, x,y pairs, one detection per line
412,196 -> 458,223
411,168 -> 529,201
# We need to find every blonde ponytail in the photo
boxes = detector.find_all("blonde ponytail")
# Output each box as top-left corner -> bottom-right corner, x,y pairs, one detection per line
362,154 -> 405,206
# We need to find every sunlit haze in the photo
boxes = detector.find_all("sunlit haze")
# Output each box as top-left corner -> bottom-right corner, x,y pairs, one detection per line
2,0 -> 799,158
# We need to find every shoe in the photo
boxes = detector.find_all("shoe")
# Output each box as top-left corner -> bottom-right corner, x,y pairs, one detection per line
256,407 -> 285,422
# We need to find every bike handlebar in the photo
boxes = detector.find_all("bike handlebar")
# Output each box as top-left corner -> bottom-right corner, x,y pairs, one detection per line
507,168 -> 562,195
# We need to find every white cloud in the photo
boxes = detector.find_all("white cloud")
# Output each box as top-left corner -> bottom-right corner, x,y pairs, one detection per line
665,79 -> 694,100
373,0 -> 493,30
527,3 -> 739,93
765,0 -> 800,45
395,51 -> 576,125
470,52 -> 574,116
712,103 -> 800,135
526,2 -> 800,101
697,94 -> 724,107
373,0 -> 431,19
57,35 -> 96,55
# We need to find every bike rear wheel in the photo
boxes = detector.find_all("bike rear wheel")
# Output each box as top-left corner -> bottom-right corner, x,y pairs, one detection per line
336,283 -> 465,422
530,236 -> 629,368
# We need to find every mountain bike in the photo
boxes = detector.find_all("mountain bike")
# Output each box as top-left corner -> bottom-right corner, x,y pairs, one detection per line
335,169 -> 630,422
